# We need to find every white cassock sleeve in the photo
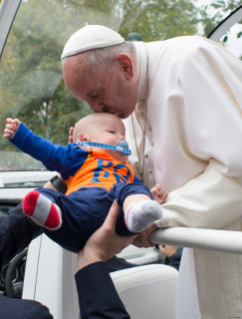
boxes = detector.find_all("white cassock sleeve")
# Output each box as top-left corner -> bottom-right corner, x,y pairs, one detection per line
156,165 -> 242,229
151,38 -> 242,229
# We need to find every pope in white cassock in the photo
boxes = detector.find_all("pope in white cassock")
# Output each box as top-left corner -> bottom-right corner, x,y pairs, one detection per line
61,25 -> 242,319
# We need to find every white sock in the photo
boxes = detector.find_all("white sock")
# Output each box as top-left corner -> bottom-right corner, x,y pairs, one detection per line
125,200 -> 162,233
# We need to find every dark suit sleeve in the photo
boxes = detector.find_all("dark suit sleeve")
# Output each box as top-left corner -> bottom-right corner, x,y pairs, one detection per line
0,202 -> 43,269
75,262 -> 131,319
23,303 -> 53,319
165,248 -> 183,271
0,295 -> 53,319
106,255 -> 138,273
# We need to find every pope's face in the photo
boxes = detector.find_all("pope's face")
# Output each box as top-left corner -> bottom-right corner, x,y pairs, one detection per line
62,53 -> 137,119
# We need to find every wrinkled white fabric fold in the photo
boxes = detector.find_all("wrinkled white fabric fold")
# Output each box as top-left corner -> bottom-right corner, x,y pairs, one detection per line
155,165 -> 242,229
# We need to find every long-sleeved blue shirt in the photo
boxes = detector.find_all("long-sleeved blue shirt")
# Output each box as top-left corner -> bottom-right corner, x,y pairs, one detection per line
10,123 -> 140,194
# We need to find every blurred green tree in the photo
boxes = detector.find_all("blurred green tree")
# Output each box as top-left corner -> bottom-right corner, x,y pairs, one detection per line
0,0 -> 92,151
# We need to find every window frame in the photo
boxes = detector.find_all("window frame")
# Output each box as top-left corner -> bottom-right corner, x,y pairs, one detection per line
0,0 -> 21,58
208,5 -> 242,42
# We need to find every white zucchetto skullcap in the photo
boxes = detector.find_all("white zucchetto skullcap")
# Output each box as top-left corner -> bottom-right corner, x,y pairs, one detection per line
61,25 -> 125,60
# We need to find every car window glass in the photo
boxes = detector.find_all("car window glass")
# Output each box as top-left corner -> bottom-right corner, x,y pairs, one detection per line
0,0 -> 241,171
218,21 -> 242,59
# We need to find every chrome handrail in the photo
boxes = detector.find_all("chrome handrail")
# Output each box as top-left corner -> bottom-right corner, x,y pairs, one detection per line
149,227 -> 242,254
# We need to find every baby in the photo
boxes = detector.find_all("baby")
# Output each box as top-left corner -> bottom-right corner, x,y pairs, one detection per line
4,114 -> 167,253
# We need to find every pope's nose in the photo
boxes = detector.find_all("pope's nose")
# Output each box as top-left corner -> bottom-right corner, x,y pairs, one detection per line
91,102 -> 105,113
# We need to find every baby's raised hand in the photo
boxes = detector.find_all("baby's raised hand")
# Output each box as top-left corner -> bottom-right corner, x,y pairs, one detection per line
4,118 -> 21,140
150,183 -> 169,204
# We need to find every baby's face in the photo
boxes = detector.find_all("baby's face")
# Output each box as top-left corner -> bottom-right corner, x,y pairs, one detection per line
73,114 -> 129,161
89,115 -> 128,162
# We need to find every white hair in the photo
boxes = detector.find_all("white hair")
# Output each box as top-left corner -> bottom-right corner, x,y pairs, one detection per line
81,41 -> 135,74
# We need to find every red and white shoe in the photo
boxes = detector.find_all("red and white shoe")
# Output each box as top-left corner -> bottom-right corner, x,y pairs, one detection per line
22,191 -> 62,230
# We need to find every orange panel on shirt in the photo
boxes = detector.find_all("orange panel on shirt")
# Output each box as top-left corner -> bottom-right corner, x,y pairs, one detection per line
66,150 -> 135,195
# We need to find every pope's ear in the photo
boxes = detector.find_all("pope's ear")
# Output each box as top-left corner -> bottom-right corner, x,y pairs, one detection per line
115,53 -> 134,80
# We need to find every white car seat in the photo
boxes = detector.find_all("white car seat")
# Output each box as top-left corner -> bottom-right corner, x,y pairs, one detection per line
111,264 -> 178,319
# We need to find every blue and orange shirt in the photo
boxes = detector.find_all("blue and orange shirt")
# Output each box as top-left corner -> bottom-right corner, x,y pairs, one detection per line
10,123 -> 140,195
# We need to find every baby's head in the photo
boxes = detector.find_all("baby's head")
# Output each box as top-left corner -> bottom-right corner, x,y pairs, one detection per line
73,113 -> 128,161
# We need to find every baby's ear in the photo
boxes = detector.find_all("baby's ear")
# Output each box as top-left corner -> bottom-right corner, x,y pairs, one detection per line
78,133 -> 89,142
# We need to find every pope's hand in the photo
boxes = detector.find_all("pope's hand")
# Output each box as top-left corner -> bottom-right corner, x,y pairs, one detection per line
150,183 -> 168,204
77,200 -> 135,270
132,223 -> 157,248
68,126 -> 74,144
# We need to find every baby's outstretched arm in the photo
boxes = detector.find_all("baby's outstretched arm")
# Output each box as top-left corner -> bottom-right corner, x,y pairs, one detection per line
4,118 -> 21,140
151,183 -> 169,204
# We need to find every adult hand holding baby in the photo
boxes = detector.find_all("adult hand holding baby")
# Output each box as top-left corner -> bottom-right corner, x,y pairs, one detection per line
77,200 -> 134,270
4,118 -> 20,140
